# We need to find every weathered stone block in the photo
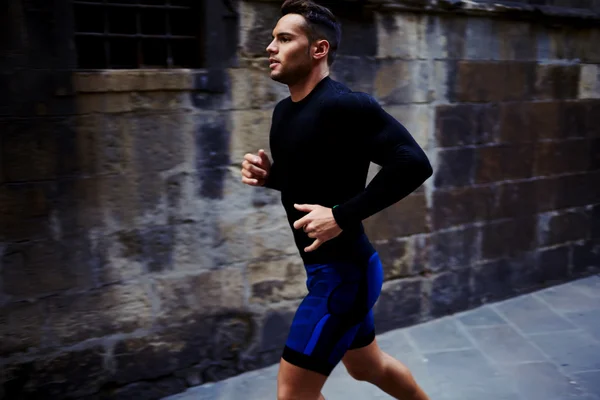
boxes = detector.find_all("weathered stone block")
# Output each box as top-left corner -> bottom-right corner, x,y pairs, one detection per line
434,147 -> 474,188
373,278 -> 422,332
572,239 -> 600,275
499,101 -> 559,143
74,70 -> 194,93
3,120 -> 60,182
579,64 -> 600,99
452,61 -> 535,102
556,171 -> 600,209
69,114 -> 132,176
472,259 -> 514,304
364,192 -> 429,241
94,232 -> 145,284
239,1 -> 280,57
430,269 -> 471,317
75,93 -> 133,114
592,204 -> 600,239
375,235 -> 429,280
494,180 -> 539,219
248,257 -> 307,304
169,221 -> 221,273
230,109 -> 273,168
111,321 -> 228,384
260,303 -> 297,354
0,300 -> 44,356
432,185 -> 495,230
433,60 -> 451,102
475,144 -> 534,184
47,282 -> 153,345
153,267 -> 246,324
94,173 -> 153,233
538,209 -> 590,247
481,218 -> 536,261
465,18 -> 500,60
52,177 -> 113,238
330,56 -> 377,95
534,64 -> 580,100
435,103 -> 498,147
376,12 -> 428,59
559,100 -> 589,139
165,172 -> 198,225
229,67 -> 289,110
132,113 -> 189,173
496,20 -> 536,61
386,104 -> 430,149
1,239 -> 93,299
2,347 -> 108,399
505,252 -> 540,293
218,221 -> 298,265
553,27 -> 600,63
472,252 -> 539,304
0,182 -> 54,242
534,139 -> 590,176
430,226 -> 479,272
133,91 -> 195,112
374,60 -> 430,105
587,100 -> 600,137
336,10 -> 377,57
435,16 -> 467,59
215,169 -> 296,263
538,245 -> 570,283
590,138 -> 600,171
195,112 -> 230,169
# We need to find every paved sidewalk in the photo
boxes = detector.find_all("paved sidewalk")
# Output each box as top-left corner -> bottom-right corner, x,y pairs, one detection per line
164,275 -> 600,400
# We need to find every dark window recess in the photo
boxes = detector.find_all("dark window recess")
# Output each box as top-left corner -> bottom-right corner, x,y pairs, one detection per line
73,0 -> 202,69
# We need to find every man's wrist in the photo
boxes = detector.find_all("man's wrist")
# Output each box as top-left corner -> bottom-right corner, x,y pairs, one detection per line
331,204 -> 347,230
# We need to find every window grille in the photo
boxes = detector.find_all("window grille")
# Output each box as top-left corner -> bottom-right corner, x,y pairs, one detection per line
73,0 -> 202,69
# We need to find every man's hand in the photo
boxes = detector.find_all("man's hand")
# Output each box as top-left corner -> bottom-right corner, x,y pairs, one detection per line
293,204 -> 343,252
241,149 -> 271,186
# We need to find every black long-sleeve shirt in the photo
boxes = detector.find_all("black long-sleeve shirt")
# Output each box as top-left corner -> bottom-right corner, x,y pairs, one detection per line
265,76 -> 433,265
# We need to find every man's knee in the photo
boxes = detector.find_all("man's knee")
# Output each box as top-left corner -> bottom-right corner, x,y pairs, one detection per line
345,358 -> 384,382
346,354 -> 413,384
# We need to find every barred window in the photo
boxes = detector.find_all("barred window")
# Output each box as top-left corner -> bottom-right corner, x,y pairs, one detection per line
73,0 -> 203,69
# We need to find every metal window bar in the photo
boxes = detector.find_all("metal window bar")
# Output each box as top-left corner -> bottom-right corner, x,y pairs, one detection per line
73,0 -> 197,69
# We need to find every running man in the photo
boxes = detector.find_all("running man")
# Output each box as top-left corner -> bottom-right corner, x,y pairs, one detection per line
240,1 -> 433,399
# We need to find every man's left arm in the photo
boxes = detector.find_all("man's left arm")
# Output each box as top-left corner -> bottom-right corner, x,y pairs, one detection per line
331,93 -> 433,231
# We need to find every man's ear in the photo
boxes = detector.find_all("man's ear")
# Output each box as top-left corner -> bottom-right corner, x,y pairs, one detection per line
312,39 -> 330,61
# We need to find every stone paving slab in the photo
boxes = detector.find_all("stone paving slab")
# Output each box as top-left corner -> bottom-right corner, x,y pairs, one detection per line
163,275 -> 600,400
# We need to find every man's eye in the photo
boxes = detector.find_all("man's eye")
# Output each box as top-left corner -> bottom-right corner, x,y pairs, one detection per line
280,37 -> 290,43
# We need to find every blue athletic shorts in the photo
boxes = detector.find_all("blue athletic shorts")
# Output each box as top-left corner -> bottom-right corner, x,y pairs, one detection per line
281,234 -> 384,376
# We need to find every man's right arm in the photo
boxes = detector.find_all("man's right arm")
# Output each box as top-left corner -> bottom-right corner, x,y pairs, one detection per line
261,101 -> 284,191
263,161 -> 282,191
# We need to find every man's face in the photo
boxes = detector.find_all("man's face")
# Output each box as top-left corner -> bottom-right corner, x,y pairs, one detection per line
266,14 -> 313,85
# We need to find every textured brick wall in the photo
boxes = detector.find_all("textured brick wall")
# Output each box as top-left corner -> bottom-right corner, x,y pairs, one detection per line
1,0 -> 599,399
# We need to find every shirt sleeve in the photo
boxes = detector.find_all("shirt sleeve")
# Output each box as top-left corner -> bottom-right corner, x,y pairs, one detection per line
263,101 -> 284,191
331,92 -> 433,230
263,161 -> 282,191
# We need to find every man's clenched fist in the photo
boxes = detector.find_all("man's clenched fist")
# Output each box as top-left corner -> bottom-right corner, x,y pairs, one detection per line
241,149 -> 271,186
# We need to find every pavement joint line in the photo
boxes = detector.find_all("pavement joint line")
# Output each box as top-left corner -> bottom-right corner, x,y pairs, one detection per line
452,311 -> 527,400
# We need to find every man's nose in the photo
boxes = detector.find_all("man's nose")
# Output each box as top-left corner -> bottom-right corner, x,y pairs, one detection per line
266,39 -> 277,54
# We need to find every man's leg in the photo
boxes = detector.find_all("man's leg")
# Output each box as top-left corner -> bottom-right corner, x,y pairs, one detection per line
277,358 -> 328,400
342,338 -> 430,400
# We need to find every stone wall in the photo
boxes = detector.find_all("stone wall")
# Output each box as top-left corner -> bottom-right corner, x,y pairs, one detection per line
1,0 -> 599,399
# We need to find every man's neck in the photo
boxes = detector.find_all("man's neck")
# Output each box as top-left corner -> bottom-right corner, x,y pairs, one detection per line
288,65 -> 329,103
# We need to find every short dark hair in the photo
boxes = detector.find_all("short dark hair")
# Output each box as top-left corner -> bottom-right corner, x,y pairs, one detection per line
281,0 -> 342,66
